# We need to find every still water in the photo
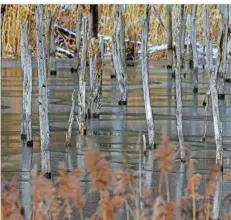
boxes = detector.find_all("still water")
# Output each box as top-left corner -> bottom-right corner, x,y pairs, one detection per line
1,58 -> 231,218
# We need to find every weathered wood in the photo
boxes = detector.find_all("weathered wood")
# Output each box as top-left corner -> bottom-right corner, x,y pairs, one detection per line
112,5 -> 128,105
141,5 -> 155,149
20,21 -> 33,220
191,5 -> 199,93
50,16 -> 56,75
36,5 -> 51,177
204,5 -> 223,166
66,90 -> 76,147
77,15 -> 88,136
167,5 -> 173,69
217,5 -> 229,99
175,5 -> 186,161
87,38 -> 102,118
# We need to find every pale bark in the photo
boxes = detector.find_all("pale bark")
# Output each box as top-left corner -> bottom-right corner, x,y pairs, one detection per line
175,5 -> 186,161
66,90 -> 76,147
77,15 -> 88,135
112,5 -> 128,104
20,21 -> 33,220
36,5 -> 51,177
87,38 -> 102,118
217,5 -> 228,99
191,5 -> 199,93
141,5 -> 155,149
167,5 -> 173,69
45,10 -> 52,73
185,14 -> 193,74
204,5 -> 223,166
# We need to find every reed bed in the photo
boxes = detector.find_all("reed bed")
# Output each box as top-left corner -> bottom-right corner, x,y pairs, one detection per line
1,4 -> 220,57
2,133 -> 231,219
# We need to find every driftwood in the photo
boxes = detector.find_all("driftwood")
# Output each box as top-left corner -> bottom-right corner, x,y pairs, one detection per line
191,5 -> 199,93
217,5 -> 229,99
141,5 -> 155,149
204,5 -> 223,166
112,5 -> 128,105
36,5 -> 51,178
87,38 -> 102,118
175,5 -> 186,161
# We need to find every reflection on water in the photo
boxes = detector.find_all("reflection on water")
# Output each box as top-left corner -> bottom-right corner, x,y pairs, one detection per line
1,58 -> 231,218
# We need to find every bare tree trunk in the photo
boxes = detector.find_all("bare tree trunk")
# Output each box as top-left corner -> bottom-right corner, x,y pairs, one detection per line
191,5 -> 199,93
50,15 -> 56,75
181,6 -> 187,67
78,15 -> 88,136
112,5 -> 127,105
87,38 -> 102,118
167,5 -> 173,70
204,5 -> 223,166
226,5 -> 231,81
71,6 -> 82,73
89,5 -> 98,39
141,5 -> 155,149
20,22 -> 33,219
36,5 -> 51,178
217,5 -> 228,100
175,5 -> 186,161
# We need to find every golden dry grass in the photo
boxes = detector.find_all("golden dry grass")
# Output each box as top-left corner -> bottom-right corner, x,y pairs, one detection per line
1,4 -> 220,57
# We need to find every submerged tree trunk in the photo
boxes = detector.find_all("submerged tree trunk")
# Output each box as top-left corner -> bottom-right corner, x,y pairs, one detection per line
217,5 -> 228,99
87,38 -> 102,118
175,5 -> 186,161
191,5 -> 199,93
89,5 -> 98,39
36,5 -> 51,178
204,5 -> 223,166
167,5 -> 173,70
141,5 -> 155,149
78,15 -> 88,136
112,5 -> 127,105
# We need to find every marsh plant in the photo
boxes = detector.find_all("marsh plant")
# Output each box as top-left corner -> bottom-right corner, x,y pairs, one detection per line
2,133 -> 231,220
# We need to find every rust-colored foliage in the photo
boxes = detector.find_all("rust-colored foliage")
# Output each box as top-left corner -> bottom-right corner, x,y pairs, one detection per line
85,148 -> 112,191
153,132 -> 177,174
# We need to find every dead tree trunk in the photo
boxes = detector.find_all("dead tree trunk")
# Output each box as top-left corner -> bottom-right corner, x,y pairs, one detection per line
89,5 -> 98,39
167,5 -> 173,70
100,35 -> 104,63
36,5 -> 51,178
191,5 -> 199,93
175,5 -> 186,161
204,5 -> 223,166
50,16 -> 56,75
217,5 -> 229,99
87,38 -> 102,118
78,15 -> 88,136
141,5 -> 155,149
112,5 -> 128,105
20,21 -> 33,146
71,6 -> 82,73
226,5 -> 231,81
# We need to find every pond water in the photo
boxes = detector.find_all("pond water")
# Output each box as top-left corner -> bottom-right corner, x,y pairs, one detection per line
1,58 -> 231,219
